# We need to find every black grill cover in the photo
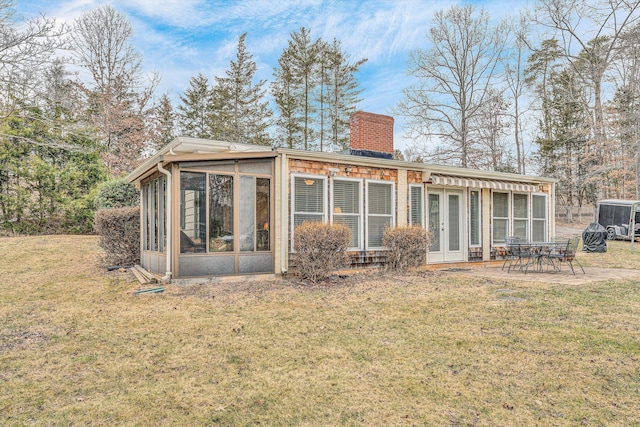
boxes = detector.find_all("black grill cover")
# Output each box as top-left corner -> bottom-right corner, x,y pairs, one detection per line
582,222 -> 607,252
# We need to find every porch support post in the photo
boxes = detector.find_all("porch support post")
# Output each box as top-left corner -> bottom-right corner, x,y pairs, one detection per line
482,188 -> 491,261
157,163 -> 172,282
397,169 -> 407,226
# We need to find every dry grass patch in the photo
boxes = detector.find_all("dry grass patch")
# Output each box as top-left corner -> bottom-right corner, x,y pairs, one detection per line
578,239 -> 640,269
1,235 -> 639,425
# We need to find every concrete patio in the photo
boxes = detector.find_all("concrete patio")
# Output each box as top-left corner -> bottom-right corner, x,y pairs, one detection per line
445,264 -> 640,285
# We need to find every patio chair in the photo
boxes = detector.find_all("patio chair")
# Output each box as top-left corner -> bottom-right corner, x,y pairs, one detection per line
502,236 -> 518,270
547,237 -> 585,275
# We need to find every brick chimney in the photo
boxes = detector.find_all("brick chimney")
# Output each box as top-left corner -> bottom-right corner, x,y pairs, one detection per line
349,112 -> 394,159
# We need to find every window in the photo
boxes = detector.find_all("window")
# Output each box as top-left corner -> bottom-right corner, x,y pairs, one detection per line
209,174 -> 234,252
143,182 -> 150,251
513,194 -> 529,240
256,178 -> 271,251
332,179 -> 362,249
410,185 -> 423,226
180,172 -> 207,253
492,192 -> 509,245
180,165 -> 272,257
239,176 -> 271,252
367,181 -> 394,248
142,176 -> 166,253
428,193 -> 440,252
161,176 -> 166,252
532,194 -> 547,242
293,176 -> 326,228
469,190 -> 481,246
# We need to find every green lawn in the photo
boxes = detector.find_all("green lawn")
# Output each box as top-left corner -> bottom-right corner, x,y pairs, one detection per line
1,235 -> 639,425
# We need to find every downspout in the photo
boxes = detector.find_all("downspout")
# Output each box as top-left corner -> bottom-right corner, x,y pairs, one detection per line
281,153 -> 288,274
157,163 -> 172,282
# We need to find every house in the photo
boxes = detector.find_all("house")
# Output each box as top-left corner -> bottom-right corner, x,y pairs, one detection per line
127,112 -> 556,281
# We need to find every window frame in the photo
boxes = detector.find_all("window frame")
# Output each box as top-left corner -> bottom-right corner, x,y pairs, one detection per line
178,163 -> 273,256
365,179 -> 395,250
531,193 -> 548,242
512,192 -> 530,242
142,175 -> 167,254
409,184 -> 424,227
291,174 -> 328,249
492,191 -> 510,246
331,177 -> 364,250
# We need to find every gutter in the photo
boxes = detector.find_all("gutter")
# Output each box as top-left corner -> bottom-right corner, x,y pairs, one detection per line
157,163 -> 172,282
281,153 -> 288,274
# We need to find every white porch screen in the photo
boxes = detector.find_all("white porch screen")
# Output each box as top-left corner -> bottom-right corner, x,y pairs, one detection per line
294,177 -> 325,227
333,180 -> 361,248
367,182 -> 393,248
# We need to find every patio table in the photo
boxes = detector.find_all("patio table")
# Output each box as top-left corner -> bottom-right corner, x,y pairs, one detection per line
504,239 -> 570,274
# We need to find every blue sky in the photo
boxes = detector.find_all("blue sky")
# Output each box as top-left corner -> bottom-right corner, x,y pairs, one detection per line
16,0 -> 529,150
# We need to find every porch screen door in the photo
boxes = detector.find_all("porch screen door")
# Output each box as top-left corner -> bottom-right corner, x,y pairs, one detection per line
427,189 -> 464,263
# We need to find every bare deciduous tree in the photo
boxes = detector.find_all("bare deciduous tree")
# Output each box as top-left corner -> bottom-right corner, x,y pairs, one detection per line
535,0 -> 640,202
397,4 -> 509,168
71,5 -> 158,175
0,0 -> 64,115
503,12 -> 532,174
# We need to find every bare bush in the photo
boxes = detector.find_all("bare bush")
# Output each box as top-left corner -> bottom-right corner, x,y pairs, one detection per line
94,207 -> 140,266
383,226 -> 431,272
293,222 -> 351,283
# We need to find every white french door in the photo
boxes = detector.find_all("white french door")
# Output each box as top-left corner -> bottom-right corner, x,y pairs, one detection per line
427,189 -> 465,263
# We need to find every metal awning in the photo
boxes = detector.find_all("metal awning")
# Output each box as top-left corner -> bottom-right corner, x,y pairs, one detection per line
429,174 -> 537,192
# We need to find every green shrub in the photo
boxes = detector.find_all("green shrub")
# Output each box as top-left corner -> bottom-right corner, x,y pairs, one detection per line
293,221 -> 351,283
383,226 -> 431,272
95,178 -> 139,209
94,207 -> 140,266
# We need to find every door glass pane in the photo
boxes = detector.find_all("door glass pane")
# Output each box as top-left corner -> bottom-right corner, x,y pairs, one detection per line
256,178 -> 270,251
240,175 -> 255,252
180,172 -> 206,253
448,194 -> 460,251
209,174 -> 234,252
428,193 -> 440,252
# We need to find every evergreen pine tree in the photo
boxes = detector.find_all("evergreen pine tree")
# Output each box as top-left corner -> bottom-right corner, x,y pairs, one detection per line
325,39 -> 367,152
177,73 -> 213,139
212,33 -> 272,145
